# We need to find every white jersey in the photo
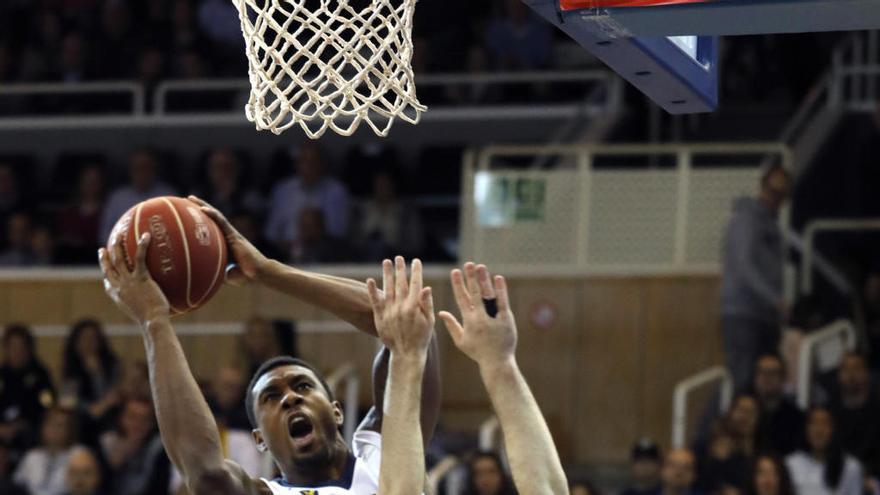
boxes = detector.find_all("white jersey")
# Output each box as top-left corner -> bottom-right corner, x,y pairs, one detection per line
261,430 -> 382,495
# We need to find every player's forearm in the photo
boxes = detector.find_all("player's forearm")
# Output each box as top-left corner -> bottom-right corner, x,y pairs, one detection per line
142,318 -> 226,481
258,259 -> 377,335
480,359 -> 569,495
379,355 -> 427,495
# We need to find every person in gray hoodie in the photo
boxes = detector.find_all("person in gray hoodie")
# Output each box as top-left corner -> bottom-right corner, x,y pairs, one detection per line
720,163 -> 791,391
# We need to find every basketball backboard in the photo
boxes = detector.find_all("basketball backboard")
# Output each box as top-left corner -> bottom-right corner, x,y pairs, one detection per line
524,0 -> 880,114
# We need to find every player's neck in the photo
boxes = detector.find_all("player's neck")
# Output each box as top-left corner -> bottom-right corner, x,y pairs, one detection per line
282,437 -> 350,485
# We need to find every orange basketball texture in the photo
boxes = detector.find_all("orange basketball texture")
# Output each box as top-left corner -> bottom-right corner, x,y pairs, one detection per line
107,196 -> 228,315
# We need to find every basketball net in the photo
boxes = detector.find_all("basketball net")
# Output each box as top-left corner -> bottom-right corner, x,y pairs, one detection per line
232,0 -> 425,138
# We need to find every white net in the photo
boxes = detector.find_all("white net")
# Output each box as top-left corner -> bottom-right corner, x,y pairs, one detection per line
232,0 -> 425,138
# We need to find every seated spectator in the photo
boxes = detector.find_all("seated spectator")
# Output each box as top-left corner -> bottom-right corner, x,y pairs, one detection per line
697,395 -> 762,495
621,438 -> 663,495
206,366 -> 249,431
19,10 -> 64,81
100,149 -> 176,242
55,32 -> 92,83
264,143 -> 349,256
786,407 -> 863,495
660,448 -> 702,495
119,361 -> 151,403
13,407 -> 81,495
290,208 -> 352,264
31,223 -> 57,266
192,148 -> 262,217
752,355 -> 804,455
572,480 -> 601,495
100,398 -> 170,495
169,0 -> 209,56
864,272 -> 880,370
93,1 -> 137,80
828,352 -> 880,478
463,451 -> 517,495
240,317 -> 284,377
55,165 -> 105,264
63,446 -> 105,495
0,441 -> 28,495
485,0 -> 552,71
355,169 -> 424,261
0,163 -> 25,239
60,319 -> 122,441
0,324 -> 56,453
747,454 -> 794,495
0,211 -> 37,266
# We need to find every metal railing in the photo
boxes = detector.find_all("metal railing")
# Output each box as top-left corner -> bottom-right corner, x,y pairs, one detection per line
479,415 -> 501,452
671,366 -> 733,448
463,142 -> 792,273
800,218 -> 880,295
326,362 -> 361,445
796,319 -> 857,409
0,81 -> 146,115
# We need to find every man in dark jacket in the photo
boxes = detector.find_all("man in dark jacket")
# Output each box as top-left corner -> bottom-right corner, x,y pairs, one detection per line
719,163 -> 791,391
753,354 -> 804,455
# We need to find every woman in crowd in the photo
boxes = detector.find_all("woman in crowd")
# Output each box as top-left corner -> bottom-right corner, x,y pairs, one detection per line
60,319 -> 122,442
464,451 -> 518,495
786,407 -> 863,495
13,407 -> 81,495
0,324 -> 56,453
698,395 -> 761,494
747,454 -> 795,495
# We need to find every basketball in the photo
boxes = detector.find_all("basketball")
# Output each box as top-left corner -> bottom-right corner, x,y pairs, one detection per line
106,196 -> 228,315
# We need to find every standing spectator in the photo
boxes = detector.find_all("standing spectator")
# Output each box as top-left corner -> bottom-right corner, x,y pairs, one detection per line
55,165 -> 106,264
463,451 -> 517,495
100,149 -> 176,242
63,446 -> 105,495
0,212 -> 36,266
0,324 -> 56,453
786,408 -> 863,495
13,407 -> 80,495
747,455 -> 795,495
290,208 -> 353,264
828,353 -> 880,478
485,0 -> 553,71
660,448 -> 702,495
264,143 -> 349,256
93,1 -> 136,80
356,169 -> 424,261
621,438 -> 663,495
56,32 -> 91,83
192,148 -> 262,217
0,441 -> 29,495
752,355 -> 804,455
863,272 -> 880,370
719,163 -> 791,391
196,0 -> 245,74
19,10 -> 64,81
100,398 -> 170,495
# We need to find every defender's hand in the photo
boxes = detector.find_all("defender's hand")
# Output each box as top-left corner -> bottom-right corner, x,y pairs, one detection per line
99,233 -> 170,326
438,263 -> 517,369
187,195 -> 269,286
367,257 -> 435,360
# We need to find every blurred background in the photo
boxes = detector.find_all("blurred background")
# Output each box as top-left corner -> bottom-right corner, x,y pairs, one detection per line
1,0 -> 880,494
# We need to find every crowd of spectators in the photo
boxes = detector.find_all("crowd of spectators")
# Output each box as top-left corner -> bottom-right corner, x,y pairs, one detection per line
0,317 -> 297,495
608,353 -> 880,495
0,142 -> 450,267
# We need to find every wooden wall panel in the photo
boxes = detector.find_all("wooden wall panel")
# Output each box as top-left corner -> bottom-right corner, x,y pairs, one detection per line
573,279 -> 644,463
0,272 -> 725,464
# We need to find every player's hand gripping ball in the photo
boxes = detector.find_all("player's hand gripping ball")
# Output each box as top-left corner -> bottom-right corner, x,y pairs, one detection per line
106,196 -> 228,315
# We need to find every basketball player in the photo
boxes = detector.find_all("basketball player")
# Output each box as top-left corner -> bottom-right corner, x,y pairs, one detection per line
98,228 -> 439,494
439,262 -> 570,495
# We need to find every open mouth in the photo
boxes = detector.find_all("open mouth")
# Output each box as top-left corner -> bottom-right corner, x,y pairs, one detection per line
287,414 -> 316,448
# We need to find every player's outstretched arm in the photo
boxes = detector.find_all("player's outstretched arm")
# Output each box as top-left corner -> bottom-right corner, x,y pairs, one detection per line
99,235 -> 267,495
367,257 -> 435,495
189,195 -> 376,335
439,263 -> 569,495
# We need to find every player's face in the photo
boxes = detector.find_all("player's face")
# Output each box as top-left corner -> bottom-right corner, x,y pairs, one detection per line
252,365 -> 343,468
